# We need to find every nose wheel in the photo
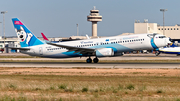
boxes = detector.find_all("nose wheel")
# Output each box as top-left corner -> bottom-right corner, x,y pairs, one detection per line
155,51 -> 160,56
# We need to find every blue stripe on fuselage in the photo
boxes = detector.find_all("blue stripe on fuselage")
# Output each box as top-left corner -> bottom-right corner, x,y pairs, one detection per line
151,38 -> 158,49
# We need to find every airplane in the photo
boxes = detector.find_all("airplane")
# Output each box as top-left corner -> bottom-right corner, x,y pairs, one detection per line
10,18 -> 172,63
155,42 -> 180,56
156,47 -> 180,56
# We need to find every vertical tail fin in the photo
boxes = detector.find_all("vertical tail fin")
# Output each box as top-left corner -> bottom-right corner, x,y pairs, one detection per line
12,18 -> 44,47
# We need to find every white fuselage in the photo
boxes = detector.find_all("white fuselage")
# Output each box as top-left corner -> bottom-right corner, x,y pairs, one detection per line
20,33 -> 170,58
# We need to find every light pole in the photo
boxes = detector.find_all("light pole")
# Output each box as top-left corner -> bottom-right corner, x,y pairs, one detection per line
0,22 -> 2,50
1,11 -> 7,53
160,9 -> 167,35
0,22 -> 1,38
77,24 -> 79,36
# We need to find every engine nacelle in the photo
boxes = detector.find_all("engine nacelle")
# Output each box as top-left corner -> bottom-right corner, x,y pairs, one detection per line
95,48 -> 114,57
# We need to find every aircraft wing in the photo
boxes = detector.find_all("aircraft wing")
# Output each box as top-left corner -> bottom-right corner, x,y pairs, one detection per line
7,47 -> 30,50
46,41 -> 95,54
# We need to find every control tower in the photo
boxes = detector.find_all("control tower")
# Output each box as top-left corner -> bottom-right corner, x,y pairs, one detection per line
87,6 -> 102,37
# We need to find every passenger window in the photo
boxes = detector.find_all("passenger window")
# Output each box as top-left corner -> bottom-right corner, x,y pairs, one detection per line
159,36 -> 166,38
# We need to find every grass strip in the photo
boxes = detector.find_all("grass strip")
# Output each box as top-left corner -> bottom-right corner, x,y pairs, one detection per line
0,74 -> 180,100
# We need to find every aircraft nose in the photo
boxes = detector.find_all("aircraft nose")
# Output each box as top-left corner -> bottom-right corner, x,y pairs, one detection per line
167,38 -> 172,44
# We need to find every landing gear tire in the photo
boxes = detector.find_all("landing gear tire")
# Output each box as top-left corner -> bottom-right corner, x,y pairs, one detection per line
155,52 -> 160,56
93,57 -> 99,63
86,58 -> 92,63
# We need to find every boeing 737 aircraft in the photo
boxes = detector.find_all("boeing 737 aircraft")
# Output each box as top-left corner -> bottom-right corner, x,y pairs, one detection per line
11,18 -> 171,63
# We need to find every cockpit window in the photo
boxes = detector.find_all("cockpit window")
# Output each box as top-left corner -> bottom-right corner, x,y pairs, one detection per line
147,34 -> 154,38
159,36 -> 166,38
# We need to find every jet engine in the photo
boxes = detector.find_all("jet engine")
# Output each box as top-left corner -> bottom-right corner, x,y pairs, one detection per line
95,48 -> 114,57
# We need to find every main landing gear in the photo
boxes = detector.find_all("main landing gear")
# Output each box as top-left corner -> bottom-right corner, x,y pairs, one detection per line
86,57 -> 99,63
86,57 -> 92,63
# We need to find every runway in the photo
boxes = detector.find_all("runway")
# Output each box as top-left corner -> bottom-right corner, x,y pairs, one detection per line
0,53 -> 180,68
0,62 -> 180,68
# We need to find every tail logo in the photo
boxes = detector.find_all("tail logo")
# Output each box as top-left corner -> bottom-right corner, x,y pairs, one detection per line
15,26 -> 33,44
14,21 -> 23,25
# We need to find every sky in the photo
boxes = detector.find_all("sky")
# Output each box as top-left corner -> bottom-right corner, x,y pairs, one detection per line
0,0 -> 179,37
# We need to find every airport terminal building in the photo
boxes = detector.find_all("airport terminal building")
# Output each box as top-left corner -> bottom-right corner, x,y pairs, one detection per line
134,20 -> 180,39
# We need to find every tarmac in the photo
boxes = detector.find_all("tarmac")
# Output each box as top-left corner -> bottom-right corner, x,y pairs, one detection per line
0,62 -> 180,69
0,53 -> 180,68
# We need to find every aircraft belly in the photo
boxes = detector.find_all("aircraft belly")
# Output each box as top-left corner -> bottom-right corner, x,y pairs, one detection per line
43,51 -> 82,58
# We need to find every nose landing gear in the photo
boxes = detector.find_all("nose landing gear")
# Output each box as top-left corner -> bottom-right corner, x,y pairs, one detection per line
155,51 -> 160,56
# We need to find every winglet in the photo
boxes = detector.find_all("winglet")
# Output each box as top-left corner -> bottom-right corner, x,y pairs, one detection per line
41,33 -> 49,41
86,34 -> 90,39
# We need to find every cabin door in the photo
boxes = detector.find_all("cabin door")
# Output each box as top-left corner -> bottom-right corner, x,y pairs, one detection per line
39,47 -> 43,55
